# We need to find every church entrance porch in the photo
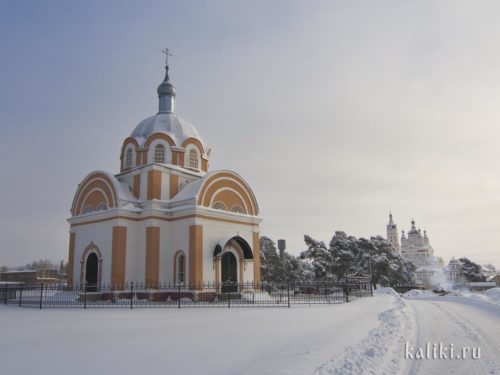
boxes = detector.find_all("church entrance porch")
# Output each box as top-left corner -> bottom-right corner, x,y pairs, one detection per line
221,252 -> 238,293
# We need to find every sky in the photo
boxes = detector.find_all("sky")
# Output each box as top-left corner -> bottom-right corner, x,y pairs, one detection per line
1,0 -> 500,269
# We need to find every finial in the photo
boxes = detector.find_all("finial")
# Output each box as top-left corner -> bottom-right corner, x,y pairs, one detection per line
162,48 -> 173,66
157,48 -> 176,113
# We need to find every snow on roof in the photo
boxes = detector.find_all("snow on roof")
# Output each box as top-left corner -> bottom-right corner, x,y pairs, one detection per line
131,113 -> 205,148
170,178 -> 204,203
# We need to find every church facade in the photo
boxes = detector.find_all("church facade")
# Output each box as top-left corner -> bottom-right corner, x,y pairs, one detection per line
67,55 -> 262,288
386,214 -> 435,267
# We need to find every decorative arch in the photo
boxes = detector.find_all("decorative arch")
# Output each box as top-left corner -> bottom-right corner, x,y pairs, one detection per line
210,189 -> 247,214
71,172 -> 118,216
181,137 -> 204,155
213,236 -> 253,260
213,237 -> 250,285
211,201 -> 228,211
198,171 -> 259,216
120,137 -> 139,171
173,250 -> 186,284
79,242 -> 103,289
144,132 -> 176,148
230,205 -> 245,214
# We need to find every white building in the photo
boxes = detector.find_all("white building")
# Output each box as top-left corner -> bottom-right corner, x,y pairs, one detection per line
386,213 -> 400,254
386,215 -> 435,267
67,54 -> 262,289
443,257 -> 462,285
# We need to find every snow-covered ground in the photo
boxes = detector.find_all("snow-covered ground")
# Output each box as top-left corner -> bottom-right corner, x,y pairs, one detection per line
1,288 -> 499,374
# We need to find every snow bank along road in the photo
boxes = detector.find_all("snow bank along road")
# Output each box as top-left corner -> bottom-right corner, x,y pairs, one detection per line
1,289 -> 499,375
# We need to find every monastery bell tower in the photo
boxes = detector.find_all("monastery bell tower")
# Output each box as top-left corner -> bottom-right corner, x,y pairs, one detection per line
386,213 -> 400,254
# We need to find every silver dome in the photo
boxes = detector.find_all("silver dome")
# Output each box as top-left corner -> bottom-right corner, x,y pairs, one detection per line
130,112 -> 205,148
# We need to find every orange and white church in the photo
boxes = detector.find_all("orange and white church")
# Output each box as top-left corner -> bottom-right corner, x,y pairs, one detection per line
67,52 -> 262,288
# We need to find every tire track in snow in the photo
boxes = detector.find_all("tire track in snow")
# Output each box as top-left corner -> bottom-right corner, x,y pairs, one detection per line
407,299 -> 499,375
431,301 -> 499,375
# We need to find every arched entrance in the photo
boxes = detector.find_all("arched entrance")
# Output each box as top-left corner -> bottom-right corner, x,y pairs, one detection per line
221,252 -> 237,293
85,253 -> 98,291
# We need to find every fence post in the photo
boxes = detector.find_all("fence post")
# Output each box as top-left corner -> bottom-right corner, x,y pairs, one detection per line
344,278 -> 349,303
370,279 -> 373,297
4,283 -> 7,305
84,282 -> 87,309
287,282 -> 290,308
228,284 -> 231,309
39,283 -> 44,309
130,282 -> 134,310
19,285 -> 23,307
178,282 -> 181,309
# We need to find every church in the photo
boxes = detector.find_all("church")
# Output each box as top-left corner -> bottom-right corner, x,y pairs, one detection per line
386,214 -> 435,267
67,51 -> 262,289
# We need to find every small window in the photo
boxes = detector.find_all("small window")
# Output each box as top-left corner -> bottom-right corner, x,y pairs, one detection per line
189,149 -> 198,169
211,201 -> 227,211
125,148 -> 133,168
154,144 -> 165,164
82,205 -> 93,215
230,205 -> 245,214
96,202 -> 107,211
177,254 -> 185,284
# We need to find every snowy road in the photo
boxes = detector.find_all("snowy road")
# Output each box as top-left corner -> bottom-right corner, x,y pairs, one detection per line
406,298 -> 500,375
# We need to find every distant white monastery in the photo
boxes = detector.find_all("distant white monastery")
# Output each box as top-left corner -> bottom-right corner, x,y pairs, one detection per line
67,52 -> 262,289
386,214 -> 435,267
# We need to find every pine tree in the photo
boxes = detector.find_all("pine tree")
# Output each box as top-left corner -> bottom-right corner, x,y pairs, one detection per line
300,235 -> 333,280
458,257 -> 486,282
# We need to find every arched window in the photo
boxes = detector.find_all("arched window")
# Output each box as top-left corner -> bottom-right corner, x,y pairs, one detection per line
212,201 -> 227,211
189,149 -> 198,169
125,148 -> 133,168
96,202 -> 107,211
230,205 -> 245,214
177,254 -> 185,284
82,205 -> 93,215
154,144 -> 165,163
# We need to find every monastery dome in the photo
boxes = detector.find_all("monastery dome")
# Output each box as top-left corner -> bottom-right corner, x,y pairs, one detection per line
130,112 -> 204,147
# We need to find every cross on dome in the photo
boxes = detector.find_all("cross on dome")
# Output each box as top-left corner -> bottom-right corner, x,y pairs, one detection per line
162,48 -> 173,66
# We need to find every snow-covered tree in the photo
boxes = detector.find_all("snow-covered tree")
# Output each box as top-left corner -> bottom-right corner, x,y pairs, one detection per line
301,232 -> 413,287
458,257 -> 486,282
260,236 -> 286,283
300,235 -> 333,280
260,236 -> 313,283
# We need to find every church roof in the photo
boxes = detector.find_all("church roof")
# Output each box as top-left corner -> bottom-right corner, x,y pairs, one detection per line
130,112 -> 205,148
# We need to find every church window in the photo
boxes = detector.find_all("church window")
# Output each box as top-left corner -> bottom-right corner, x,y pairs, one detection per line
189,149 -> 198,169
177,254 -> 185,284
82,205 -> 93,215
230,205 -> 245,214
154,144 -> 165,163
96,202 -> 107,211
125,148 -> 133,168
212,201 -> 227,211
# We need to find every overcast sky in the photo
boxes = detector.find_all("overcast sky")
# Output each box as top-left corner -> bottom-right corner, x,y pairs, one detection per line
1,1 -> 500,268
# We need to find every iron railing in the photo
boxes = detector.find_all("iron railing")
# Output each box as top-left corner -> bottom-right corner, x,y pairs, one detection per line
1,279 -> 373,309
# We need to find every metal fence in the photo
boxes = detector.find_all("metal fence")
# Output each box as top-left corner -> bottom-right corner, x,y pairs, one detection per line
1,278 -> 372,309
